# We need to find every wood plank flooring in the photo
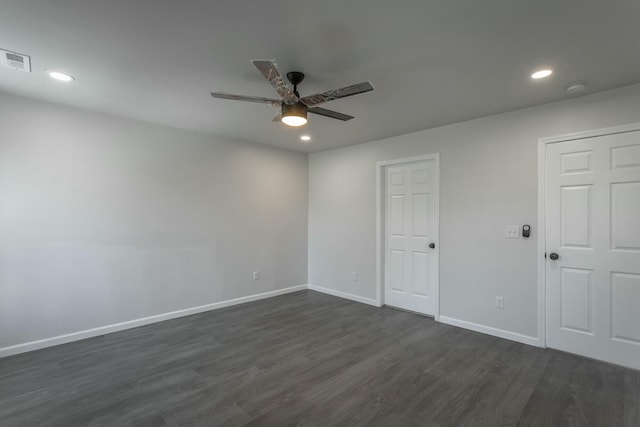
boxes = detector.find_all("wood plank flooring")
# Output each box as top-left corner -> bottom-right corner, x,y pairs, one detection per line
1,290 -> 639,426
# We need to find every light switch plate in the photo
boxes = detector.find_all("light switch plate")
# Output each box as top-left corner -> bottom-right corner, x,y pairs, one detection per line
505,225 -> 519,239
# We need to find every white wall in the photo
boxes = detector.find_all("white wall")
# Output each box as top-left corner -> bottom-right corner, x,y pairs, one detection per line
0,92 -> 308,351
309,83 -> 640,342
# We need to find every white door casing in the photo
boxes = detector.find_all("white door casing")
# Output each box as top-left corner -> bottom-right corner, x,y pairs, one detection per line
381,156 -> 439,316
544,127 -> 640,370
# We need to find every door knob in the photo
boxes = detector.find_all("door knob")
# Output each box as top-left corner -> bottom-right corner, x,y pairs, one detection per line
549,252 -> 559,260
429,243 -> 436,249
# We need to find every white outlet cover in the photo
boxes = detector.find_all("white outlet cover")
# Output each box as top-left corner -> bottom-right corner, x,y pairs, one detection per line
505,225 -> 519,239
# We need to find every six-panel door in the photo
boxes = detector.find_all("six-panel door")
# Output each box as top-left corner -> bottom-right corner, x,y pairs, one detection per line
385,160 -> 438,315
546,130 -> 640,369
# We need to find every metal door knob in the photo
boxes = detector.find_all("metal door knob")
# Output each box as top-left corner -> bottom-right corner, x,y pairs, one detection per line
549,252 -> 559,260
429,243 -> 436,249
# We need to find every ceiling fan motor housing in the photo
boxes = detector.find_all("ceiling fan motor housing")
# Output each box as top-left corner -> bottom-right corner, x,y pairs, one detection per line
286,71 -> 305,86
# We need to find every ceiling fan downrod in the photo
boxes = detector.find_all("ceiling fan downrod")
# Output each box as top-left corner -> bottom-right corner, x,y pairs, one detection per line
287,71 -> 305,97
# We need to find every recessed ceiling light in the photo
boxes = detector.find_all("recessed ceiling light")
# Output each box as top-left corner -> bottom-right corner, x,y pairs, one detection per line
48,71 -> 75,82
531,69 -> 553,79
300,135 -> 311,142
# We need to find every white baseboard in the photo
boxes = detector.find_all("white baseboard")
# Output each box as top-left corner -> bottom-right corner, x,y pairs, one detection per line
1,286 -> 543,359
438,315 -> 541,347
0,285 -> 307,359
308,284 -> 381,307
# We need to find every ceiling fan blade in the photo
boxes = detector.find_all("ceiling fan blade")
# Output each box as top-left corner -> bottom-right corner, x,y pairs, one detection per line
271,113 -> 282,122
210,92 -> 281,106
301,82 -> 374,107
308,107 -> 354,121
251,60 -> 299,105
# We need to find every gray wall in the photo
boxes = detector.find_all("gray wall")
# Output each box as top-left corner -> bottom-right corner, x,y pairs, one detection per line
4,83 -> 640,352
0,93 -> 308,348
309,83 -> 640,340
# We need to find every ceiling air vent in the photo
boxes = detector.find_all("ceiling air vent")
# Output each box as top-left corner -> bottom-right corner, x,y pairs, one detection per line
0,49 -> 31,72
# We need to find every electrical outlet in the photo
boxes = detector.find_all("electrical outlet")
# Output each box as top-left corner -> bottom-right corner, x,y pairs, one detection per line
253,271 -> 259,280
352,272 -> 358,281
504,226 -> 519,239
495,296 -> 505,309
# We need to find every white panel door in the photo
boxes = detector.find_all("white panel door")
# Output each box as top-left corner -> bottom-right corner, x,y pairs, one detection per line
546,130 -> 640,369
385,160 -> 438,315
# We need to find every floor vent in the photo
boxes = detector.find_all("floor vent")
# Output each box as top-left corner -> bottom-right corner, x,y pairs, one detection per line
0,49 -> 31,72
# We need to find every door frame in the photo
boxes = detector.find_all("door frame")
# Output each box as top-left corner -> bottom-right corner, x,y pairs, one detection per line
537,122 -> 640,349
376,153 -> 440,319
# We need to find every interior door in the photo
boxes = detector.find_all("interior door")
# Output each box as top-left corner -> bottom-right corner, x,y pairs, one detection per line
546,129 -> 640,370
385,159 -> 439,316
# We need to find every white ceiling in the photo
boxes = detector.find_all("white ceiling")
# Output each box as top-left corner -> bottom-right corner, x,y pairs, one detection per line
1,1 -> 639,153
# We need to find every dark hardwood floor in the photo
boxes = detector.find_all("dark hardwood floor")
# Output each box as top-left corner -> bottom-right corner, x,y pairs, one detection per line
1,290 -> 638,426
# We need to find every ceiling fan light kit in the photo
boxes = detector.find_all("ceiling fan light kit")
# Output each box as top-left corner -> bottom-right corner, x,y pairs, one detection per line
211,59 -> 374,127
281,102 -> 308,126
